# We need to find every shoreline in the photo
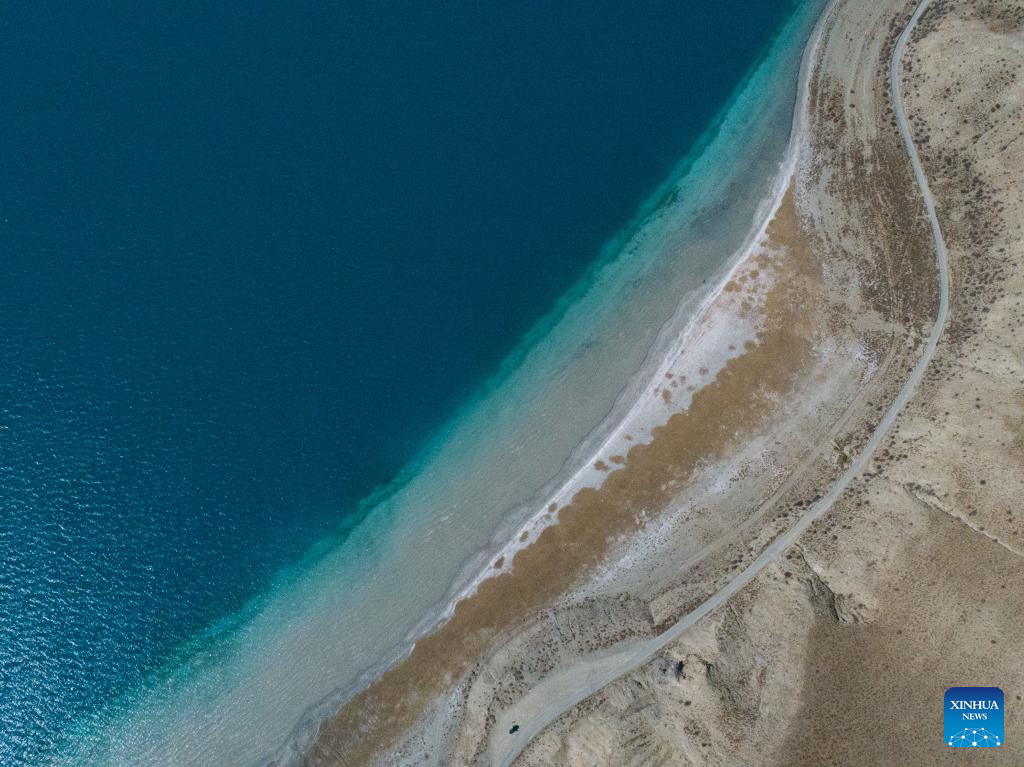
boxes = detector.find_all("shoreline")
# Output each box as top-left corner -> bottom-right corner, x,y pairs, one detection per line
425,0 -> 829,637
286,2 -> 829,759
298,0 -> 868,755
284,1 -> 835,762
448,0 -> 820,612
276,3 -> 829,760
274,41 -> 815,761
58,4 -> 826,766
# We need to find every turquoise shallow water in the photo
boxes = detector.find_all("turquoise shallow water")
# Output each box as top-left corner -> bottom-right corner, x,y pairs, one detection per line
0,1 -> 823,764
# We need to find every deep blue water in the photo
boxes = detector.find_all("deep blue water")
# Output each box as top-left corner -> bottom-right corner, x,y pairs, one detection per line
0,1 -> 796,762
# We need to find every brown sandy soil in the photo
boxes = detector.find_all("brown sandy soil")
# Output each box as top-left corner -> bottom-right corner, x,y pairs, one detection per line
512,1 -> 1024,765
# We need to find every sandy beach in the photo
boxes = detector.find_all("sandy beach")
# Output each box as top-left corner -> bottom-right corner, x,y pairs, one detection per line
287,0 -> 976,763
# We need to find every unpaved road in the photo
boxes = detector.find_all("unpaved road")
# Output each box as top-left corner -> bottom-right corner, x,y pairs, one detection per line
490,1 -> 949,764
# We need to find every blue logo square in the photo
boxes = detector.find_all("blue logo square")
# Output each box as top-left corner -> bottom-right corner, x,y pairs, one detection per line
945,687 -> 1003,747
